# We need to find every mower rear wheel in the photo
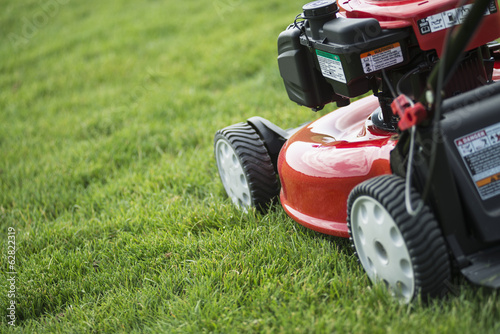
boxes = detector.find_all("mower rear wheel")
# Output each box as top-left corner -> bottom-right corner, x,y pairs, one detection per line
214,122 -> 280,212
347,174 -> 451,303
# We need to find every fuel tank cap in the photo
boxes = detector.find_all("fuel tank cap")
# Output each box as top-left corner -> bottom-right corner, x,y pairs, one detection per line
302,0 -> 338,19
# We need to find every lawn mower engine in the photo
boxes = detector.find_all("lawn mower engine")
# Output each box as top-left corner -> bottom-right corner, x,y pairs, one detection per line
278,0 -> 498,119
214,0 -> 500,303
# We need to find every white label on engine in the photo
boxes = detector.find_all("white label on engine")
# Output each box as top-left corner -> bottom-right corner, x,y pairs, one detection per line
316,50 -> 347,83
418,1 -> 497,35
455,122 -> 500,200
360,43 -> 404,74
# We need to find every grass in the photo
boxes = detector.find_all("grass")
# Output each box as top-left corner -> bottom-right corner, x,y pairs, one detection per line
1,0 -> 499,332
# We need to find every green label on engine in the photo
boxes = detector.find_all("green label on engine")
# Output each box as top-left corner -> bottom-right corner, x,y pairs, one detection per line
315,50 -> 346,83
316,50 -> 340,61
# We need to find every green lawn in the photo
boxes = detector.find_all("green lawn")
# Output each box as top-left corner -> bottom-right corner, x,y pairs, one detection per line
1,0 -> 499,332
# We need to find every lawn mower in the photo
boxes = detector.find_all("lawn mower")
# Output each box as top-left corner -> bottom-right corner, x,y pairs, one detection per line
214,0 -> 500,303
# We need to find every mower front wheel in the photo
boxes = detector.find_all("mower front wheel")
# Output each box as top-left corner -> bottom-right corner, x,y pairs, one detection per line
214,122 -> 280,212
347,174 -> 451,303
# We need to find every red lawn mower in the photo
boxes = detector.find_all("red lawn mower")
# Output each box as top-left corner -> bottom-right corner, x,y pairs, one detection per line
214,0 -> 500,303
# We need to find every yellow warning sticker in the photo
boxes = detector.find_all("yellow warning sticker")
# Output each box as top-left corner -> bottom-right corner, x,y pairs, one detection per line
476,172 -> 500,188
360,42 -> 404,74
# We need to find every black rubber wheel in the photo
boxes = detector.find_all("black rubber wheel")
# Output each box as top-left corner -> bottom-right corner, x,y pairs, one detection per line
214,122 -> 280,212
347,174 -> 451,303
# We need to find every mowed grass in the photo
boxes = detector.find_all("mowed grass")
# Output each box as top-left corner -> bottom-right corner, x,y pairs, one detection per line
1,0 -> 499,332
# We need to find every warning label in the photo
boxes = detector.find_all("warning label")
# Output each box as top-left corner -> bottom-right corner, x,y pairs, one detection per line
316,50 -> 346,83
360,43 -> 404,74
418,0 -> 497,35
455,122 -> 500,200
